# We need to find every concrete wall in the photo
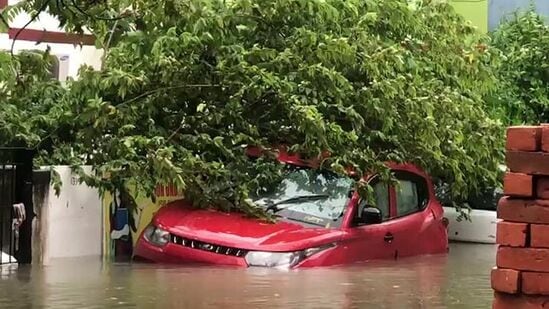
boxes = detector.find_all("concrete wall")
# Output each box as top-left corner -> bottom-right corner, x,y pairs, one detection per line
30,165 -> 182,263
33,166 -> 102,265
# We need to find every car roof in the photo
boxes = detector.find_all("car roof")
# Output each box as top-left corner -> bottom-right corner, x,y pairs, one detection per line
245,145 -> 430,179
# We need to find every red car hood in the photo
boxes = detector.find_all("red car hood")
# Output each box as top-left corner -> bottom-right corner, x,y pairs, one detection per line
152,201 -> 343,251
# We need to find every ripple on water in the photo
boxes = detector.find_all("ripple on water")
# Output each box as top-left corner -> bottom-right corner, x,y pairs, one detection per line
0,243 -> 496,309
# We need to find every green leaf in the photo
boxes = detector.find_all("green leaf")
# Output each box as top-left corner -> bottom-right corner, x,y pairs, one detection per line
197,103 -> 207,113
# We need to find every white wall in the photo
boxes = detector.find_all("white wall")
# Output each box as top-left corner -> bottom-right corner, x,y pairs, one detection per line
0,34 -> 104,78
36,166 -> 103,265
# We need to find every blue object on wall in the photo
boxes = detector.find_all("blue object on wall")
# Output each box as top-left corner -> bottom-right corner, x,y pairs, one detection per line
489,0 -> 549,31
114,208 -> 128,230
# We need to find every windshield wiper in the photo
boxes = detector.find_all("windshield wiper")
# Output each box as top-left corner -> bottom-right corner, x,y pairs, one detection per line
265,194 -> 330,213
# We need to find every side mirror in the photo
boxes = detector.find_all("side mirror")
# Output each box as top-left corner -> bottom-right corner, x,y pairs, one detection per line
360,206 -> 383,225
348,189 -> 355,198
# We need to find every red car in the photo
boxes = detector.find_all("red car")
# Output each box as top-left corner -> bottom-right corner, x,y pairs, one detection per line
134,149 -> 449,268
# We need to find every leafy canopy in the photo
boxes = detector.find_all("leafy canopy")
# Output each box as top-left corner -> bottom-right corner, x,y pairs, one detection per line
1,0 -> 503,216
489,10 -> 549,125
0,50 -> 67,148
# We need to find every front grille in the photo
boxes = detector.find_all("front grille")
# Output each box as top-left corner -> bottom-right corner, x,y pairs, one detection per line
170,234 -> 248,257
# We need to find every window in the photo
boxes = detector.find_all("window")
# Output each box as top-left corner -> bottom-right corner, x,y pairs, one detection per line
357,179 -> 390,221
396,180 -> 419,216
394,171 -> 429,217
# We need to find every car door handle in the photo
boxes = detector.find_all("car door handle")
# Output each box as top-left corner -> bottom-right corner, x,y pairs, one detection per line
384,233 -> 394,243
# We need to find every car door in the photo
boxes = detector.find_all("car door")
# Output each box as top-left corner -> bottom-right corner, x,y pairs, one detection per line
385,170 -> 434,258
341,176 -> 397,262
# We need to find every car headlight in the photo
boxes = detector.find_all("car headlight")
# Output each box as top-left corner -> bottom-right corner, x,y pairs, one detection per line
244,243 -> 335,268
143,225 -> 170,247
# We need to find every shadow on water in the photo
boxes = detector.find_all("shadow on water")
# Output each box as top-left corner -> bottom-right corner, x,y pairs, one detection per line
0,243 -> 496,309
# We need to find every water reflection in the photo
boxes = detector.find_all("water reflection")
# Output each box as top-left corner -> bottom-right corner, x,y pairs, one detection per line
0,243 -> 495,308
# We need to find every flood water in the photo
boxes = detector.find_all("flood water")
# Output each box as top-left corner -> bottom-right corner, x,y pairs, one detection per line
0,243 -> 495,308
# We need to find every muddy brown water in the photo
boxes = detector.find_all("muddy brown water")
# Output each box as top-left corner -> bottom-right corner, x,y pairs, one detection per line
0,243 -> 495,309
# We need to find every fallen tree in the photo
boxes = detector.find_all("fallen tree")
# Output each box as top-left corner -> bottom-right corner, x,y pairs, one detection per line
1,0 -> 504,216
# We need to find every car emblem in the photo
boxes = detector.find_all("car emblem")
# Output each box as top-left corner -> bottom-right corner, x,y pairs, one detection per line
200,243 -> 214,251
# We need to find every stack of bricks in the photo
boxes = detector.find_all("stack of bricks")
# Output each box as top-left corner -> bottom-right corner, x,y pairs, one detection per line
492,125 -> 549,308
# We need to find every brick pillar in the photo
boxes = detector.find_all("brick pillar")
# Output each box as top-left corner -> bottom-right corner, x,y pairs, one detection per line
493,125 -> 549,308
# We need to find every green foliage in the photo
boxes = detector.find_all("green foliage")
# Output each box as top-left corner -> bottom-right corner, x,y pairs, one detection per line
1,0 -> 504,216
489,10 -> 549,125
0,49 -> 67,148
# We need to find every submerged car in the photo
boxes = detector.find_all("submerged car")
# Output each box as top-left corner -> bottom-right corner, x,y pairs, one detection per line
436,164 -> 504,244
134,149 -> 449,268
438,184 -> 503,244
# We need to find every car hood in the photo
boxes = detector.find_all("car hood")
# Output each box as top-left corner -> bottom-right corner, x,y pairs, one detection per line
152,201 -> 343,251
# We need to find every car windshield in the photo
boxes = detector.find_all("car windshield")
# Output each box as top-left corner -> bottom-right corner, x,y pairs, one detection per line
251,165 -> 354,228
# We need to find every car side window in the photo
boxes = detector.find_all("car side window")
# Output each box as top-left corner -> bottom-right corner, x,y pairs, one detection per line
394,171 -> 429,217
358,179 -> 390,221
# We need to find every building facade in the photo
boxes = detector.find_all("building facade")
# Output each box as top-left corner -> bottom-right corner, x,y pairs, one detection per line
0,0 -> 102,81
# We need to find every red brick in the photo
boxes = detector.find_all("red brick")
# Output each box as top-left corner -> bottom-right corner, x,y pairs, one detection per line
491,268 -> 521,294
507,126 -> 542,152
507,151 -> 549,176
498,197 -> 549,224
542,126 -> 549,153
493,293 -> 549,309
531,224 -> 549,248
504,173 -> 534,197
537,177 -> 549,199
497,247 -> 549,272
523,272 -> 549,295
497,222 -> 529,247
